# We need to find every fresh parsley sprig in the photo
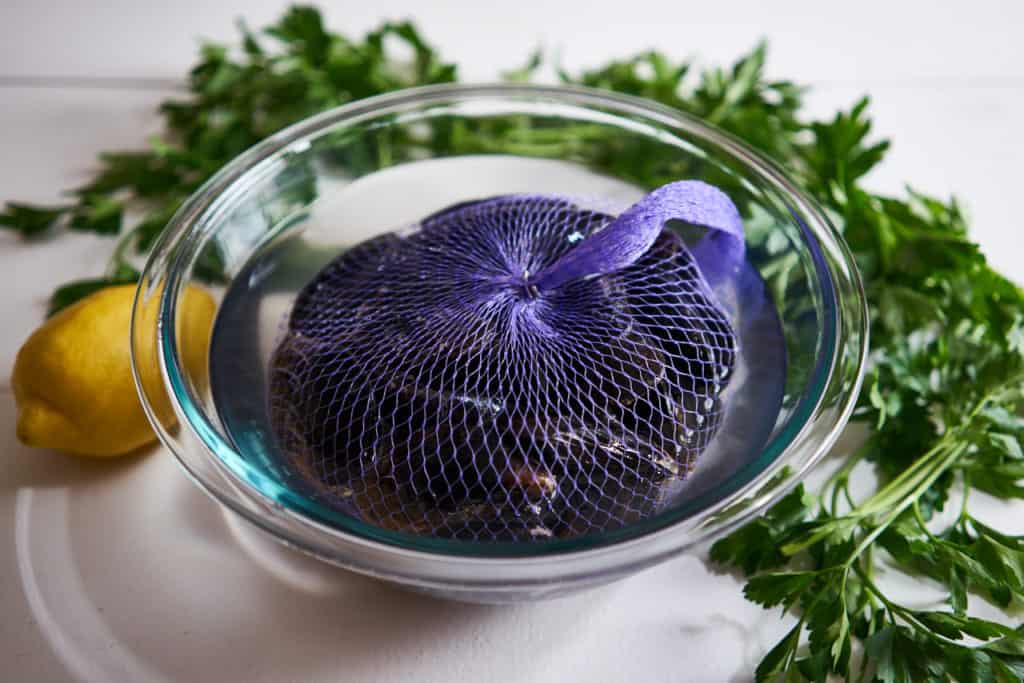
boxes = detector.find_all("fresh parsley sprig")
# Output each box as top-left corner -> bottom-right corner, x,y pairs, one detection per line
3,6 -> 1023,680
0,6 -> 457,315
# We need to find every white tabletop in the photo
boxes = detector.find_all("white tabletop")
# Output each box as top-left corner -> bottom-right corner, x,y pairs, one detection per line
2,2 -> 1023,681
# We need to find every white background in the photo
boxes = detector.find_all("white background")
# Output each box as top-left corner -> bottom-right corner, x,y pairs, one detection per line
1,2 -> 1022,681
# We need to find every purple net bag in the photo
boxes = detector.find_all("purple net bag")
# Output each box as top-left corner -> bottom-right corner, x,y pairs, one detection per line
269,181 -> 746,541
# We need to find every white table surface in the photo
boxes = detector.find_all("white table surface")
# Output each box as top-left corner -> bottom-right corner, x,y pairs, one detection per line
1,2 -> 1022,681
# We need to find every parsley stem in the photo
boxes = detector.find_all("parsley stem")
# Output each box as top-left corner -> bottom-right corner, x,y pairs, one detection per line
957,472 -> 972,526
104,221 -> 142,278
912,500 -> 940,543
839,376 -> 1022,569
825,444 -> 870,516
845,442 -> 967,570
852,438 -> 953,518
823,442 -> 870,492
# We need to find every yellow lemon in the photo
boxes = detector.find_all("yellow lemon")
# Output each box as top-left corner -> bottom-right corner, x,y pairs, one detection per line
12,284 -> 215,457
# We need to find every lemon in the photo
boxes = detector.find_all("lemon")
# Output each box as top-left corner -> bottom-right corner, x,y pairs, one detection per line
12,284 -> 215,457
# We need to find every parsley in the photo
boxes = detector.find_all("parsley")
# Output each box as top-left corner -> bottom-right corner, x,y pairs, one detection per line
1,6 -> 457,314
0,202 -> 71,237
4,6 -> 1023,679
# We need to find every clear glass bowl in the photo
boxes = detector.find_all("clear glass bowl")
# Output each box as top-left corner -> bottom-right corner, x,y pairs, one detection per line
131,84 -> 867,603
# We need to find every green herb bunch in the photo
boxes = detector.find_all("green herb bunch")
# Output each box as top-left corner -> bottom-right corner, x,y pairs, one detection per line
4,6 -> 1023,680
1,7 -> 457,314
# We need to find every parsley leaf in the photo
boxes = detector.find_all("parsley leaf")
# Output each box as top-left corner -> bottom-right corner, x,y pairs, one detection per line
0,202 -> 69,237
48,263 -> 141,316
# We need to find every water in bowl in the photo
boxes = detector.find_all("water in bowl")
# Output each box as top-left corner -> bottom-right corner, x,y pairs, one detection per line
208,156 -> 786,543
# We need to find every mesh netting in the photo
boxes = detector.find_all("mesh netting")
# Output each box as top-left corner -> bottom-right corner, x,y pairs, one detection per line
269,182 -> 744,542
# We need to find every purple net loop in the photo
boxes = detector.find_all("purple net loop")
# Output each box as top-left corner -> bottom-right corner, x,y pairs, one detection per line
269,184 -> 745,542
530,180 -> 745,293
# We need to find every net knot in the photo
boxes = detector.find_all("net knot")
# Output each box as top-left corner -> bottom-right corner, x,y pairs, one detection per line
520,269 -> 541,300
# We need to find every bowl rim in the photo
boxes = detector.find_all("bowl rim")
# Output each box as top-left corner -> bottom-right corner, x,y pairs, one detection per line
132,82 -> 868,589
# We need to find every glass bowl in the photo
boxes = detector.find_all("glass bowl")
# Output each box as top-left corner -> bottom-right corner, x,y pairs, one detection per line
131,83 -> 867,603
